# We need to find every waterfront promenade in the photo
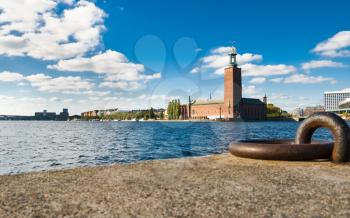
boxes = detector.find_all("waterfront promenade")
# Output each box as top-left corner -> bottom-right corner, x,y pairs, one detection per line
1,153 -> 350,217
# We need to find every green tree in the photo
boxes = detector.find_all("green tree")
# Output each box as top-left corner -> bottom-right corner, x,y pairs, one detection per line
177,99 -> 181,119
149,107 -> 155,119
159,111 -> 164,120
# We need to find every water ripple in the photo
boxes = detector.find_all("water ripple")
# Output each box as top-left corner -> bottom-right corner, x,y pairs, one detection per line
0,121 -> 342,175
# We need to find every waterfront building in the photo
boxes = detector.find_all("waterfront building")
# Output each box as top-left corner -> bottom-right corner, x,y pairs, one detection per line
97,108 -> 118,116
35,110 -> 57,120
81,110 -> 99,118
81,108 -> 119,118
303,105 -> 325,117
339,98 -> 350,111
34,108 -> 69,121
179,47 -> 266,121
324,90 -> 350,113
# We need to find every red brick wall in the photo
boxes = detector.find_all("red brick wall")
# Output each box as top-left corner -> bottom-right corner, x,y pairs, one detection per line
190,104 -> 225,119
224,66 -> 242,118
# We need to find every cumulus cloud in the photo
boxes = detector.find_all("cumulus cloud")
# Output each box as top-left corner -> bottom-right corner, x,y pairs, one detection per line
202,47 -> 263,68
26,74 -> 94,92
341,88 -> 350,92
194,46 -> 296,77
270,78 -> 283,83
0,71 -> 94,92
301,60 -> 347,70
49,97 -> 61,102
283,74 -> 336,84
48,50 -> 161,81
0,71 -> 25,82
48,50 -> 161,90
269,93 -> 290,100
100,81 -> 142,91
192,46 -> 262,75
243,85 -> 257,95
0,0 -> 106,60
190,67 -> 200,74
312,31 -> 350,57
241,64 -> 296,77
138,94 -> 180,102
249,77 -> 266,84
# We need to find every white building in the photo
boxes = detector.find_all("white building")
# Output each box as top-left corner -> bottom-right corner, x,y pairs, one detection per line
339,98 -> 350,109
324,90 -> 350,112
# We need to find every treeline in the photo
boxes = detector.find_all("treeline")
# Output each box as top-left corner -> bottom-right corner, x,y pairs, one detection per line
83,108 -> 164,121
266,104 -> 289,118
167,99 -> 181,120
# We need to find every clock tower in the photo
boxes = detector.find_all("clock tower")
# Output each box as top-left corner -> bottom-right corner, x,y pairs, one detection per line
224,47 -> 242,119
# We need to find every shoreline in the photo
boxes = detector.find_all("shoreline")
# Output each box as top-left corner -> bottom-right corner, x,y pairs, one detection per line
1,153 -> 350,217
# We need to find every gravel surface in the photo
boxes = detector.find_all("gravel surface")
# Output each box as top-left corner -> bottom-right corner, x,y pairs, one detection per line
1,153 -> 350,217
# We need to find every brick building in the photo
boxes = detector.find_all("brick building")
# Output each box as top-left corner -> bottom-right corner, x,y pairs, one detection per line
180,47 -> 266,121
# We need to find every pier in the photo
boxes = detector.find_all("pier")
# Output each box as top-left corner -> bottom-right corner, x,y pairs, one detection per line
1,153 -> 350,217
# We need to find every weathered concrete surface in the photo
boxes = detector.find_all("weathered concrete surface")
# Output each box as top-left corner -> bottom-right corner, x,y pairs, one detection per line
1,153 -> 350,217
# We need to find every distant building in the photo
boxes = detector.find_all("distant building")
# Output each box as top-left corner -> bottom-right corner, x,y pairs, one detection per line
291,108 -> 303,117
292,106 -> 325,117
81,108 -> 119,118
34,108 -> 69,120
324,90 -> 350,113
69,115 -> 82,121
303,105 -> 325,117
58,108 -> 69,120
81,110 -> 99,118
339,98 -> 350,111
35,110 -> 57,120
177,47 -> 266,121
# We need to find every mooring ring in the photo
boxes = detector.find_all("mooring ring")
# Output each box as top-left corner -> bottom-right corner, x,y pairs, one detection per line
229,139 -> 333,161
295,112 -> 349,163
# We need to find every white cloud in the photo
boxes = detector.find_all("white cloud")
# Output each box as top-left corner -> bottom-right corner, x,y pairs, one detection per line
283,74 -> 336,84
103,97 -> 118,101
63,98 -> 73,103
193,46 -> 262,75
341,88 -> 350,92
0,0 -> 106,60
48,50 -> 161,81
48,50 -> 161,90
243,85 -> 257,95
249,77 -> 266,84
312,31 -> 350,57
195,46 -> 296,77
270,78 -> 283,83
49,97 -> 61,102
100,81 -> 142,91
241,64 -> 297,77
301,60 -> 347,70
0,71 -> 25,82
190,67 -> 200,74
138,94 -> 179,102
269,93 -> 290,100
26,74 -> 94,92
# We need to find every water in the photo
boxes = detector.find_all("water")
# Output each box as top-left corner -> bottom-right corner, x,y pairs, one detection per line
0,121 -> 339,175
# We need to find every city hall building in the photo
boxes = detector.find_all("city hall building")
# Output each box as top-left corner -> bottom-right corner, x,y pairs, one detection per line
180,47 -> 267,121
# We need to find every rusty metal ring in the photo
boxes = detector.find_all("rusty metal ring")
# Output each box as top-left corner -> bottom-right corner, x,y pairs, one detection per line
229,139 -> 333,161
295,112 -> 349,163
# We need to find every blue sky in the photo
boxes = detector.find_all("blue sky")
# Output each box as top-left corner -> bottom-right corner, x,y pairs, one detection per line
0,0 -> 350,115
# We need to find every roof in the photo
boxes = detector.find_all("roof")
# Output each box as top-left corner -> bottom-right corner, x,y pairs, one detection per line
193,99 -> 224,106
324,90 -> 350,94
241,98 -> 264,105
339,98 -> 350,109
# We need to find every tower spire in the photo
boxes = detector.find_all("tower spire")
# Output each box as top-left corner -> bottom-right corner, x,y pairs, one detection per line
228,46 -> 237,67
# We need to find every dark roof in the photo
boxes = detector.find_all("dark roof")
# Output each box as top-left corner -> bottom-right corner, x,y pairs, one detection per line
241,98 -> 264,105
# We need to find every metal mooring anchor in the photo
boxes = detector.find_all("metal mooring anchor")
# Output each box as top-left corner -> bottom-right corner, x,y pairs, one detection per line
229,112 -> 350,163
